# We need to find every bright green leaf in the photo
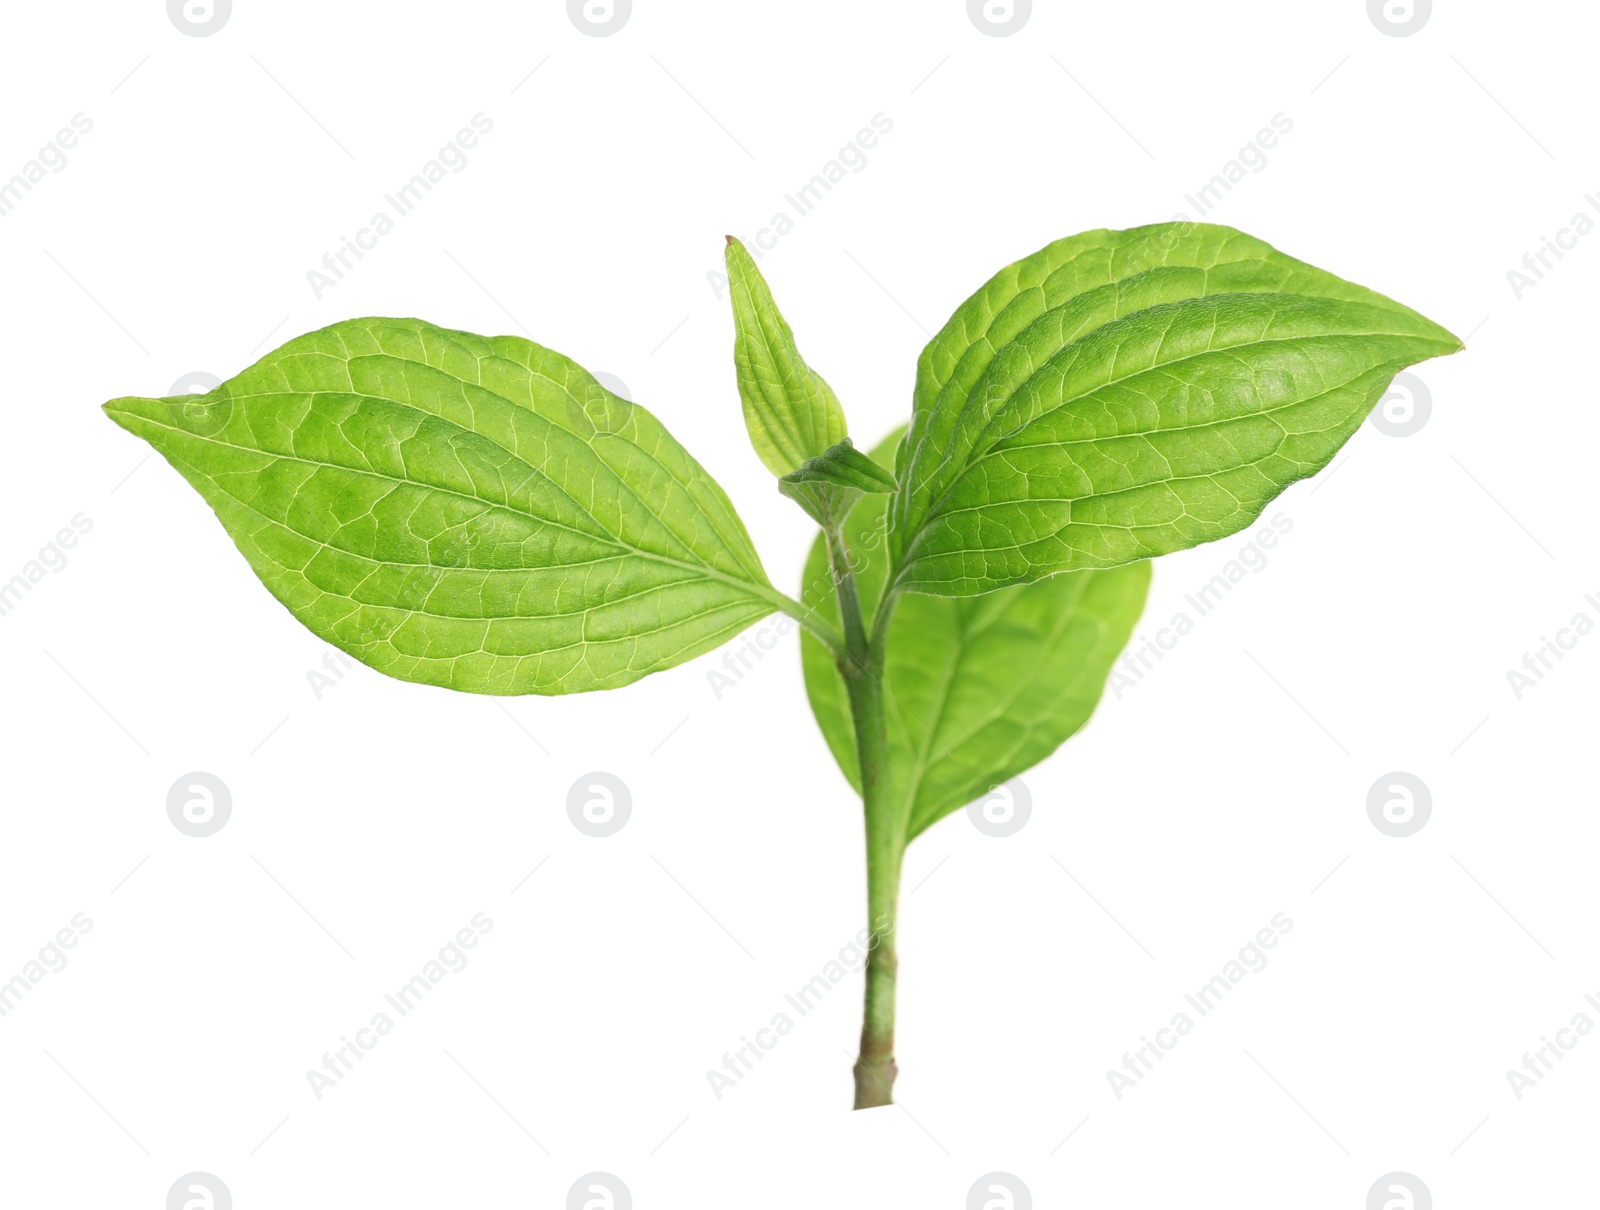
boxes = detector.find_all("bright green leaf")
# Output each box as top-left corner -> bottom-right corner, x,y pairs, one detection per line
801,430 -> 1149,838
104,317 -> 783,695
726,235 -> 849,477
890,222 -> 1463,595
778,437 -> 898,527
781,438 -> 899,494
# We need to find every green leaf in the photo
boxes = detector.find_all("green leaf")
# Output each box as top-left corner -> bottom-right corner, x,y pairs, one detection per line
781,438 -> 899,494
889,222 -> 1463,595
104,317 -> 784,695
778,437 -> 898,527
801,430 -> 1149,839
726,236 -> 849,477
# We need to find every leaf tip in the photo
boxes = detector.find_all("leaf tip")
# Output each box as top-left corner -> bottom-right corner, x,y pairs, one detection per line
724,235 -> 755,276
102,395 -> 147,427
1424,322 -> 1466,360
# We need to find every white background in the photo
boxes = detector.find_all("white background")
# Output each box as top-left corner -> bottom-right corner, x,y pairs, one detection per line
0,1 -> 1592,1206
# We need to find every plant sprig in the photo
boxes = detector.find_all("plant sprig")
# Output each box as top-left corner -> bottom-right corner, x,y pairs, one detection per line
104,222 -> 1461,1107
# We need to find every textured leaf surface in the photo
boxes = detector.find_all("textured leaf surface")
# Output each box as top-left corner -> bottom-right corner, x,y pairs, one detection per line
781,438 -> 898,494
801,431 -> 1148,838
779,437 -> 898,527
105,317 -> 779,695
890,223 -> 1462,595
726,236 -> 849,476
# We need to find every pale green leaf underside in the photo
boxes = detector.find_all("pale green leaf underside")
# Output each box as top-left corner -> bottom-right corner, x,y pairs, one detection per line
105,317 -> 778,695
891,223 -> 1463,594
726,237 -> 849,476
801,431 -> 1149,839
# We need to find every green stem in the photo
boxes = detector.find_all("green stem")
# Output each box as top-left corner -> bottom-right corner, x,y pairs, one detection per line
823,526 -> 871,663
823,523 -> 904,1109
